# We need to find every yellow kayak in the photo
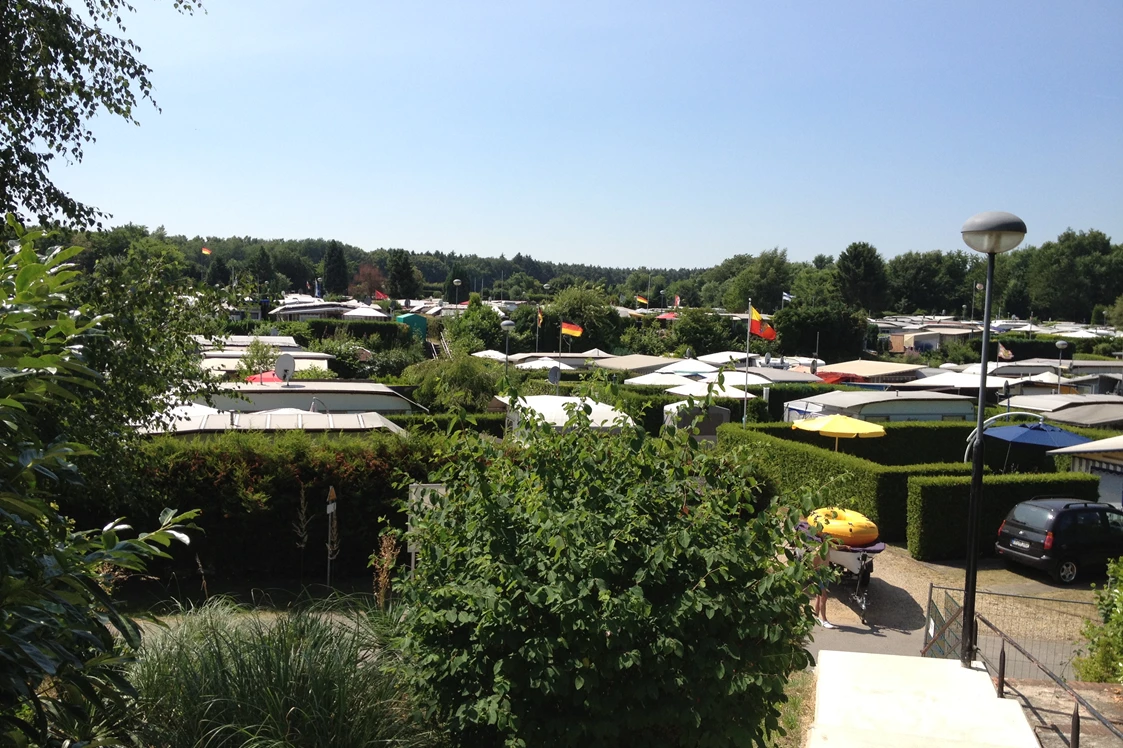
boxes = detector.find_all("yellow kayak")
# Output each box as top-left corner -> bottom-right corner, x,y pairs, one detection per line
807,507 -> 879,547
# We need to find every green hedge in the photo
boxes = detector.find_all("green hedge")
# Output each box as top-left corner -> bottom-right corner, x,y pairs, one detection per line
744,421 -> 975,465
122,432 -> 441,580
226,319 -> 415,351
906,472 -> 1102,561
716,425 -> 973,541
971,335 -> 1115,359
387,412 -> 508,437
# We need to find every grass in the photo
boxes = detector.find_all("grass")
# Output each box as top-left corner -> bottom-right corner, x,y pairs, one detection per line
765,668 -> 817,748
127,597 -> 441,747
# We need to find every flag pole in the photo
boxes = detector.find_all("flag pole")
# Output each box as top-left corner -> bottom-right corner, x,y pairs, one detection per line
743,297 -> 752,427
536,309 -> 540,353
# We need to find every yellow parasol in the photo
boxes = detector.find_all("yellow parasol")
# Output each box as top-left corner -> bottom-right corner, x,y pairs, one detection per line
792,414 -> 886,451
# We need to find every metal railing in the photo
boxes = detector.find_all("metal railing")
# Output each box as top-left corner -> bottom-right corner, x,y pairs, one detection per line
975,613 -> 1123,746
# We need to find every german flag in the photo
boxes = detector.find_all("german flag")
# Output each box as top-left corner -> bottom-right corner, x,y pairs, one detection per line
561,321 -> 583,337
201,247 -> 212,255
635,295 -> 648,305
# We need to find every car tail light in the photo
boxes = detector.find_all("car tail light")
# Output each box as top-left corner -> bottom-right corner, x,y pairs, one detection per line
1044,531 -> 1054,551
998,520 -> 1005,536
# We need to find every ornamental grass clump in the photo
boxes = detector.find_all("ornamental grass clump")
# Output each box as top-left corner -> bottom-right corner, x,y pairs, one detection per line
396,398 -> 828,747
129,598 -> 437,747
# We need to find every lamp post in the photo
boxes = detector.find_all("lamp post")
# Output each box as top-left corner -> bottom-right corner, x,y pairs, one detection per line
960,211 -> 1027,667
1055,340 -> 1069,395
659,289 -> 665,309
501,319 -> 516,375
453,278 -> 462,307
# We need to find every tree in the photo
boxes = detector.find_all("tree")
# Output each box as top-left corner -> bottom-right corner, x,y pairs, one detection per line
401,355 -> 503,412
396,402 -> 824,746
322,241 -> 349,295
386,249 -> 421,300
273,248 -> 315,292
772,300 -> 868,362
447,293 -> 503,354
2,0 -> 202,226
835,242 -> 886,313
205,255 -> 231,286
722,249 -> 793,313
247,246 -> 275,285
0,221 -> 197,744
671,308 -> 733,356
547,286 -> 622,353
349,263 -> 387,299
812,254 -> 834,270
235,338 -> 279,378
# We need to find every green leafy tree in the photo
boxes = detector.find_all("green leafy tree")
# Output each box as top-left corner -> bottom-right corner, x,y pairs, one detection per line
204,255 -> 232,286
387,249 -> 421,300
273,248 -> 315,292
547,286 -> 622,352
671,308 -> 734,356
722,248 -> 793,313
396,402 -> 825,746
235,338 -> 279,378
835,242 -> 886,314
448,293 -> 503,354
323,241 -> 349,295
2,0 -> 203,225
772,300 -> 868,362
0,220 -> 198,744
401,355 -> 502,412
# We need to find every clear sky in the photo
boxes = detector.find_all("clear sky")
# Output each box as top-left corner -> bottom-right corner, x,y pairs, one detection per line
57,0 -> 1123,268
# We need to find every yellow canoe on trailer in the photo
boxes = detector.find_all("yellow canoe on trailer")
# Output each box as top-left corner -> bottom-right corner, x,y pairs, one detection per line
807,507 -> 879,548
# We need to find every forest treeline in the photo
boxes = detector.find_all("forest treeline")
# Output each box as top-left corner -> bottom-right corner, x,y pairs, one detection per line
54,224 -> 1123,324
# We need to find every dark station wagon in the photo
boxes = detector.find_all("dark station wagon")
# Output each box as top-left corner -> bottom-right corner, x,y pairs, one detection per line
995,497 -> 1123,584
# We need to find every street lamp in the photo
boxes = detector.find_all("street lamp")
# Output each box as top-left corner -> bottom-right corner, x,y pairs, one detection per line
1055,340 -> 1069,395
501,319 -> 516,374
453,278 -> 462,307
659,289 -> 665,309
960,211 -> 1026,667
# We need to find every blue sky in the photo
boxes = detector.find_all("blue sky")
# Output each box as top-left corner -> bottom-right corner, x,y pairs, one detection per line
58,1 -> 1123,267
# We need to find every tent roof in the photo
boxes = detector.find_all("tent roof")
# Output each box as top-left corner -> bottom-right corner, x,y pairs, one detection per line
666,381 -> 754,399
496,395 -> 633,430
624,372 -> 697,387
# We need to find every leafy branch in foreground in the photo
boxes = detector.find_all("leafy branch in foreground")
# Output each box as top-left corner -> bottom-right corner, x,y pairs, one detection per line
0,221 -> 198,746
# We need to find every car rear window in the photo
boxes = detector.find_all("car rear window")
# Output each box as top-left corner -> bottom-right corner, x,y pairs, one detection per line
1010,504 -> 1054,529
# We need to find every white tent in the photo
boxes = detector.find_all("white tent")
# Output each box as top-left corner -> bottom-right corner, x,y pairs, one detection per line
655,358 -> 719,375
515,357 -> 575,371
578,348 -> 614,358
962,361 -> 1002,375
896,371 -> 1012,390
700,371 -> 772,387
497,395 -> 633,431
471,349 -> 508,361
1011,324 -> 1047,333
1056,329 -> 1101,339
665,381 -> 755,399
624,373 -> 697,387
343,306 -> 390,319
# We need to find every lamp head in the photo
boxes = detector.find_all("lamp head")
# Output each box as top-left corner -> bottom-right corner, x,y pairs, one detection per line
1055,340 -> 1069,350
501,320 -> 516,332
453,278 -> 462,287
961,212 -> 1026,254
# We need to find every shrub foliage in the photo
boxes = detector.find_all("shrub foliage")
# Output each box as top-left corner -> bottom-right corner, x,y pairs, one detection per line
396,403 -> 826,747
1075,557 -> 1123,683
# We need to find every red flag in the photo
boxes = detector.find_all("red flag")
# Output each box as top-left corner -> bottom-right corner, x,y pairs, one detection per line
760,322 -> 777,341
374,289 -> 389,300
674,294 -> 681,307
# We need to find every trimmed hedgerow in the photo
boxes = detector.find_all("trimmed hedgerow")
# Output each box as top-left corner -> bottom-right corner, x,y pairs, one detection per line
716,425 -> 974,541
386,412 -> 508,437
744,421 -> 975,466
131,431 -> 441,580
906,472 -> 1101,561
226,318 -> 415,351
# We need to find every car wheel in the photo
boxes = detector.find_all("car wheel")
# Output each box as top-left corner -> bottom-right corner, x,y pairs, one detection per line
1053,559 -> 1079,584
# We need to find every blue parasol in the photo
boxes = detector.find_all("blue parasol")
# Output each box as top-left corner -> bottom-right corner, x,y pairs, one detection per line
983,422 -> 1091,449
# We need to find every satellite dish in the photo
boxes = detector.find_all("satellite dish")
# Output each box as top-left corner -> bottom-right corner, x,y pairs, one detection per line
275,353 -> 296,385
547,366 -> 561,385
764,352 -> 772,366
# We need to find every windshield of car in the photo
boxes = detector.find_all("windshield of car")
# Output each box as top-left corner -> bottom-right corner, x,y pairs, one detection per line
1010,504 -> 1054,529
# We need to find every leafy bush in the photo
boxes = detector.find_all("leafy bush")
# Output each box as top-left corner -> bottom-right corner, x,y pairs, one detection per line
1075,557 -> 1123,683
906,473 -> 1101,561
129,599 -> 438,746
230,318 -> 416,351
397,406 -> 826,747
402,355 -> 504,412
717,425 -> 974,541
294,365 -> 339,380
387,412 -> 508,437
